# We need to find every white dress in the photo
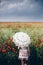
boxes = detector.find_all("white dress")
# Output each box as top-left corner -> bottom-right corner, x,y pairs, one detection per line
19,47 -> 28,60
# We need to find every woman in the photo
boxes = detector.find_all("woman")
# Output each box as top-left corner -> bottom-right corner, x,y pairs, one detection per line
13,32 -> 30,65
18,46 -> 30,65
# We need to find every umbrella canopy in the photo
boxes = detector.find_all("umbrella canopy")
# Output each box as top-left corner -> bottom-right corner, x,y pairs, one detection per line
13,32 -> 31,47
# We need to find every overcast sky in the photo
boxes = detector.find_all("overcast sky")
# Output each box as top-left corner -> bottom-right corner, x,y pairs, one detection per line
0,0 -> 43,22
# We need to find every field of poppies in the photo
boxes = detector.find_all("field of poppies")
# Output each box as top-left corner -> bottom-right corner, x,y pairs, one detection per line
0,22 -> 43,65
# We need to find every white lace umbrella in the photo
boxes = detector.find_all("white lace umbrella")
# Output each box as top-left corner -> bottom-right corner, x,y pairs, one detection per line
13,32 -> 30,47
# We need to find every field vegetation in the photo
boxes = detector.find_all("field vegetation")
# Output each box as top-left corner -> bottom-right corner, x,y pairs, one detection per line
0,22 -> 43,65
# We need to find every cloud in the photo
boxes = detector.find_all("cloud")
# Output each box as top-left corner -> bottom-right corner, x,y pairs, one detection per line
0,0 -> 43,22
0,0 -> 41,12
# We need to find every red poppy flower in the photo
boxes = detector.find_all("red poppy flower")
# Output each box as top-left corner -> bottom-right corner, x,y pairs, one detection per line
4,41 -> 8,45
2,45 -> 4,48
2,49 -> 7,53
0,48 -> 1,51
12,48 -> 14,50
8,46 -> 11,49
38,38 -> 41,42
12,48 -> 16,52
38,38 -> 43,43
41,40 -> 43,42
35,44 -> 41,47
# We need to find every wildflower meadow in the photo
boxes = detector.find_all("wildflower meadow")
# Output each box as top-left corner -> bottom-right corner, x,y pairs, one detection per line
0,22 -> 43,65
